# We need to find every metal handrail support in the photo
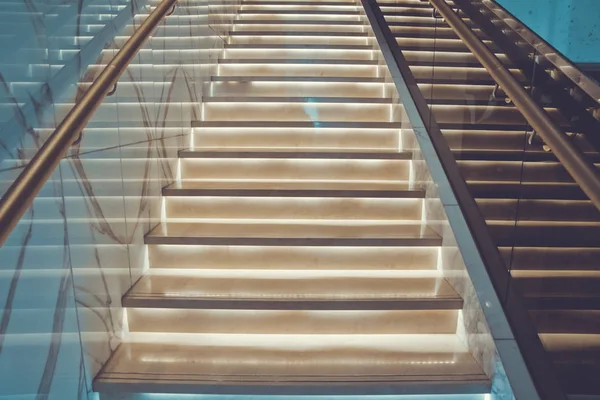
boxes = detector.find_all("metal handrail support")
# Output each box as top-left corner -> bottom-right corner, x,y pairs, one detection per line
360,0 -> 567,398
429,0 -> 600,211
0,0 -> 178,247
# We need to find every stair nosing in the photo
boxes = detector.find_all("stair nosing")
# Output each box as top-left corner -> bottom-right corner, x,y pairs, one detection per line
218,58 -> 380,65
209,76 -> 386,83
162,186 -> 426,198
229,31 -> 369,37
224,43 -> 373,50
238,9 -> 362,14
231,19 -> 367,25
178,150 -> 411,159
93,375 -> 491,396
122,295 -> 464,310
192,121 -> 400,128
144,236 -> 443,247
201,96 -> 391,103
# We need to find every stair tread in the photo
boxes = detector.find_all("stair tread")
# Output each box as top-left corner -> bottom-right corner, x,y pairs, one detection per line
146,221 -> 441,241
179,150 -> 411,159
218,58 -> 380,65
202,96 -> 392,103
210,75 -> 386,82
230,30 -> 370,36
163,180 -> 425,197
192,121 -> 399,128
124,270 -> 462,304
94,337 -> 489,394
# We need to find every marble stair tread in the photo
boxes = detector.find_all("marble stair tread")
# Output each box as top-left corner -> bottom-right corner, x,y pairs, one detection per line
239,9 -> 361,14
147,244 -> 438,271
178,150 -> 411,159
192,121 -> 399,128
218,58 -> 380,65
93,336 -> 489,395
232,19 -> 368,25
229,31 -> 370,37
202,96 -> 392,103
126,308 -> 460,334
145,221 -> 442,246
123,270 -> 462,309
164,196 -> 423,221
163,180 -> 425,197
210,75 -> 386,82
243,1 -> 359,5
225,43 -> 373,49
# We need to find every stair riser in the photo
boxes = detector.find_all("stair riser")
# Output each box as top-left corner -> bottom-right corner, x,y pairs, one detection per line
202,102 -> 393,122
230,35 -> 373,45
218,62 -> 379,78
180,158 -> 412,180
192,127 -> 400,150
127,308 -> 459,334
232,23 -> 367,32
165,197 -> 424,220
147,245 -> 439,270
224,47 -> 376,60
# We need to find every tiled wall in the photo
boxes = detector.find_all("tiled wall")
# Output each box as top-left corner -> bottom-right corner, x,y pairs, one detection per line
0,0 -> 238,398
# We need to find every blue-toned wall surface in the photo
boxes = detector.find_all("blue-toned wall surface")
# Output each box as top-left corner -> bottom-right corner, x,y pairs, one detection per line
497,0 -> 600,63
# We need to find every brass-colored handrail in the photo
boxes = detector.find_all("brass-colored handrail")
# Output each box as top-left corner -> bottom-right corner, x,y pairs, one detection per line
429,0 -> 600,210
0,0 -> 178,247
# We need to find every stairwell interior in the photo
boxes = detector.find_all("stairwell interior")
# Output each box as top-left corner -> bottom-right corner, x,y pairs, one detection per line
4,0 -> 600,398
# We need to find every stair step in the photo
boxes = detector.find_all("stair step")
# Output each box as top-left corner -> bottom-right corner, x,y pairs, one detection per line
532,310 -> 600,334
123,270 -> 461,309
477,199 -> 600,222
190,125 -> 403,153
542,334 -> 600,396
179,157 -> 411,181
243,1 -> 358,5
490,222 -> 600,247
93,335 -> 489,395
229,30 -> 369,37
200,101 -> 391,122
192,121 -> 399,129
147,242 -> 438,270
202,96 -> 392,103
514,272 -> 600,309
145,221 -> 442,246
505,247 -> 600,270
232,19 -> 367,25
163,181 -> 424,198
127,308 -> 459,334
238,9 -> 361,14
179,150 -> 411,159
225,44 -> 372,50
206,80 -> 389,97
210,75 -> 385,82
219,58 -> 380,65
469,181 -> 588,200
164,195 -> 423,220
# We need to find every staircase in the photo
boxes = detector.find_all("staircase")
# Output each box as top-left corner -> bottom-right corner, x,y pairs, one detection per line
93,0 -> 492,397
374,0 -> 600,397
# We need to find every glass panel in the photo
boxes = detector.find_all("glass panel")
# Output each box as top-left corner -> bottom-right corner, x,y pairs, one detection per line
0,0 -> 233,397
